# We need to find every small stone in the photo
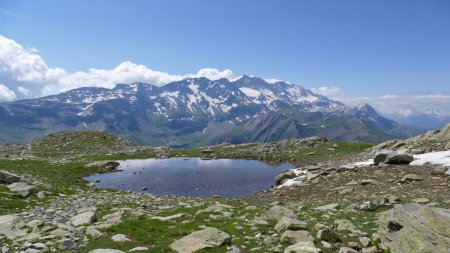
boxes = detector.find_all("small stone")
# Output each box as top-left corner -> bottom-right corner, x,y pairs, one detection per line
57,238 -> 74,251
284,242 -> 320,253
111,234 -> 131,242
361,246 -> 377,253
129,247 -> 149,252
86,227 -> 103,238
37,191 -> 45,199
359,237 -> 371,247
400,174 -> 424,183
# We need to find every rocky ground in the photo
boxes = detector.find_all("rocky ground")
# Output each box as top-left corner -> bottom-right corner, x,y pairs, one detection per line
0,128 -> 449,253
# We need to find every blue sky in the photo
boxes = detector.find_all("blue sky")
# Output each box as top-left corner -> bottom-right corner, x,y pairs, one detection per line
0,0 -> 450,120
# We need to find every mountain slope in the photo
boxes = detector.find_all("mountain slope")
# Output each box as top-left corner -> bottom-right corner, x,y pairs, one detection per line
0,76 -> 422,146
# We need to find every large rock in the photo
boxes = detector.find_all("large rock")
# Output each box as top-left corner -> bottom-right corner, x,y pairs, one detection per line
275,170 -> 297,185
7,182 -> 38,194
275,217 -> 308,231
0,214 -> 27,239
284,242 -> 320,253
379,203 -> 450,253
373,152 -> 391,165
281,230 -> 313,244
0,170 -> 21,184
169,227 -> 231,253
260,205 -> 297,221
384,153 -> 414,165
70,211 -> 96,226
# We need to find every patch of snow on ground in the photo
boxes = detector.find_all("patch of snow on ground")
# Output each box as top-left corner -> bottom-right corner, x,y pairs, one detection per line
353,159 -> 374,167
410,151 -> 450,167
277,168 -> 308,188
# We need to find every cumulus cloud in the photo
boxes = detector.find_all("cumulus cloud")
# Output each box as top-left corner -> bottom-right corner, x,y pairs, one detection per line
0,35 -> 237,99
0,84 -> 17,102
17,86 -> 30,96
310,86 -> 344,98
341,93 -> 450,119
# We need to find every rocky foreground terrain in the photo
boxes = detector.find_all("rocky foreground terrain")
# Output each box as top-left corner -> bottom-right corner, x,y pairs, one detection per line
0,125 -> 449,253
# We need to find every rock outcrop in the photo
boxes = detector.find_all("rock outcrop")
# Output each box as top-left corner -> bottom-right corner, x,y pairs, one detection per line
378,203 -> 450,253
169,227 -> 231,253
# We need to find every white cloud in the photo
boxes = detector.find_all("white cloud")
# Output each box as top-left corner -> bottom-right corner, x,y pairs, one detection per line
310,86 -> 344,98
17,86 -> 30,96
0,84 -> 17,102
341,93 -> 450,118
0,35 -> 238,99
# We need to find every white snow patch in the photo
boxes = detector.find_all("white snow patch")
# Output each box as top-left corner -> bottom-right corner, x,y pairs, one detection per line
239,87 -> 261,97
276,168 -> 308,188
410,151 -> 450,167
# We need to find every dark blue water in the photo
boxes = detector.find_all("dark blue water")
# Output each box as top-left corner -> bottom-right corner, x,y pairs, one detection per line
84,158 -> 294,198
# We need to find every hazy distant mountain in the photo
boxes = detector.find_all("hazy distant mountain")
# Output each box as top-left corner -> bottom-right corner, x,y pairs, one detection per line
0,75 -> 423,146
382,110 -> 450,130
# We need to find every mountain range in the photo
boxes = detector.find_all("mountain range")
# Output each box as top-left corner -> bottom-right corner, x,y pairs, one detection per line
0,75 -> 423,147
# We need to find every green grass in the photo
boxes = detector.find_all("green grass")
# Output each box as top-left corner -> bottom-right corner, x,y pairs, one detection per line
81,203 -> 292,253
0,159 -> 99,215
170,141 -> 372,165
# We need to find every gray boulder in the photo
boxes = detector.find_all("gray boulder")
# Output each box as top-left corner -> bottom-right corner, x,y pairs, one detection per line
281,230 -> 313,244
70,211 -> 96,226
6,182 -> 38,196
0,170 -> 21,184
317,228 -> 340,242
275,217 -> 308,232
169,227 -> 231,253
260,205 -> 297,221
384,153 -> 414,165
373,151 -> 391,165
275,170 -> 296,185
284,242 -> 320,253
0,215 -> 27,239
338,247 -> 358,253
379,203 -> 450,253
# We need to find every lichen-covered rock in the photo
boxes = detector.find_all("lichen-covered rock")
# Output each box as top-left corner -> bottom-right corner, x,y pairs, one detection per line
169,227 -> 231,253
284,242 -> 320,253
316,228 -> 340,242
0,214 -> 27,239
275,217 -> 308,232
260,205 -> 297,221
0,170 -> 21,184
70,211 -> 96,226
378,203 -> 450,253
281,230 -> 313,244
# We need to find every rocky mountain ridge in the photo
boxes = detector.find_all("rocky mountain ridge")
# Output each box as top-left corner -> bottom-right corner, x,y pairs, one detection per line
0,76 -> 422,146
